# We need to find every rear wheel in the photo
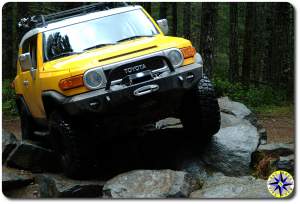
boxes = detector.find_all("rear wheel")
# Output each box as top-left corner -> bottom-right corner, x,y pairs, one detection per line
180,75 -> 220,142
49,111 -> 96,178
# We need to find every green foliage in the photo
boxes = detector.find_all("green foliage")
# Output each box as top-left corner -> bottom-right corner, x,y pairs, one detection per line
254,104 -> 294,117
2,79 -> 18,116
212,77 -> 289,109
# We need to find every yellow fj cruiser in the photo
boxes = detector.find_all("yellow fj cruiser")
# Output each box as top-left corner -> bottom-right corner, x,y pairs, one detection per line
14,3 -> 220,177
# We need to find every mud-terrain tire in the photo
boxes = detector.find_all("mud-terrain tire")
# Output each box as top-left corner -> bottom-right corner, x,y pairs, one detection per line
180,75 -> 220,141
19,103 -> 36,140
49,111 -> 96,179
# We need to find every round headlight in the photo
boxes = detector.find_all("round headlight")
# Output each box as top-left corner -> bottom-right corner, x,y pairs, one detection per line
195,53 -> 203,66
167,50 -> 183,68
84,70 -> 103,89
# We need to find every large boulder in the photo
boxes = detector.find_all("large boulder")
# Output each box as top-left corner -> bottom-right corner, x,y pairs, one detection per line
103,170 -> 198,198
178,159 -> 209,186
190,173 -> 272,198
255,143 -> 294,154
2,130 -> 18,163
2,166 -> 34,191
35,174 -> 104,198
6,140 -> 58,172
201,123 -> 259,176
220,112 -> 248,128
218,97 -> 251,119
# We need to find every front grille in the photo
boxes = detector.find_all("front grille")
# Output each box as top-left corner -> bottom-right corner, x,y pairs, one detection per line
104,56 -> 166,82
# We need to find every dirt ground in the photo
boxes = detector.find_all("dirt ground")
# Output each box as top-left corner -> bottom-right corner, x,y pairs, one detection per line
2,114 -> 294,144
258,115 -> 294,144
2,116 -> 21,140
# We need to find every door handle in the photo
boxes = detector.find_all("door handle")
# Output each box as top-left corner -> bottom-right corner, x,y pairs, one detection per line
134,84 -> 159,96
23,80 -> 29,87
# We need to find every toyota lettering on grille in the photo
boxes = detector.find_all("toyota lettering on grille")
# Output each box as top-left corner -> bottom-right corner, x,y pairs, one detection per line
124,64 -> 147,74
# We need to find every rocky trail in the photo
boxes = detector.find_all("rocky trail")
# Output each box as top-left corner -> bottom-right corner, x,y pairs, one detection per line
2,97 -> 295,198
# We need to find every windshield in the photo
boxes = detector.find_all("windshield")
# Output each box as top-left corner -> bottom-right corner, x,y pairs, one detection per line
43,9 -> 159,61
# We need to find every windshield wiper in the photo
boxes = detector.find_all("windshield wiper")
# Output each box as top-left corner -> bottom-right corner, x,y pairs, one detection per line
83,43 -> 116,51
117,35 -> 154,43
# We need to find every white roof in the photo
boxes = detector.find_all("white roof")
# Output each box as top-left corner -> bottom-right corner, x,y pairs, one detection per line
19,5 -> 142,48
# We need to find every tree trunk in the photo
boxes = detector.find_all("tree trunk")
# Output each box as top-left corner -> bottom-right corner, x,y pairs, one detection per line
2,3 -> 14,78
287,4 -> 294,99
200,3 -> 218,79
241,3 -> 254,87
159,3 -> 167,19
251,4 -> 258,87
229,3 -> 239,82
183,3 -> 191,40
265,3 -> 291,89
144,2 -> 152,15
171,3 -> 177,36
275,3 -> 291,88
11,3 -> 18,78
264,4 -> 274,84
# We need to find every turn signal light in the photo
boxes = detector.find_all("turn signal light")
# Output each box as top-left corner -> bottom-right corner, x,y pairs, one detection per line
59,75 -> 84,91
180,46 -> 196,59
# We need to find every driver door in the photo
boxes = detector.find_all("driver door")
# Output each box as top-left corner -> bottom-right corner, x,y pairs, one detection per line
19,35 -> 40,117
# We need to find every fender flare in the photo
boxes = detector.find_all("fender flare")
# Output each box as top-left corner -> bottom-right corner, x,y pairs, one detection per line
42,91 -> 67,118
15,95 -> 31,117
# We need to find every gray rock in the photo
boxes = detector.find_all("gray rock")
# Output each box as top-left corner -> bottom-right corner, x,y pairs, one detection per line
220,112 -> 248,128
218,97 -> 251,119
2,166 -> 34,191
190,173 -> 272,198
36,174 -> 104,198
244,112 -> 259,127
2,130 -> 18,163
103,170 -> 197,198
179,159 -> 209,186
156,118 -> 182,129
275,155 -> 294,174
201,123 -> 259,176
156,112 -> 252,130
260,139 -> 267,145
258,128 -> 268,145
257,143 -> 294,155
6,140 -> 58,172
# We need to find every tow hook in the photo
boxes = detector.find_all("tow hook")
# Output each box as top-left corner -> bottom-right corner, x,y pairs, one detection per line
133,84 -> 159,96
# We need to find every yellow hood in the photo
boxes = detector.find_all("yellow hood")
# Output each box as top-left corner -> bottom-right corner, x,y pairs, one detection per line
43,35 -> 192,76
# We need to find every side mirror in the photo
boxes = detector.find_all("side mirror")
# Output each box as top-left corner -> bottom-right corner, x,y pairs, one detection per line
19,53 -> 33,71
157,19 -> 169,35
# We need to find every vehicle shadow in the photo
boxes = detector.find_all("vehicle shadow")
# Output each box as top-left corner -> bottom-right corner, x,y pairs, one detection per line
94,127 -> 209,180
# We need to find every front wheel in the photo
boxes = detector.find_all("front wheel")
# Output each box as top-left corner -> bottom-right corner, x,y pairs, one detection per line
49,111 -> 96,178
19,103 -> 36,140
180,75 -> 220,141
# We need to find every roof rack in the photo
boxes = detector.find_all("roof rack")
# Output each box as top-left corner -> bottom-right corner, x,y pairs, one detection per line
18,2 -> 129,35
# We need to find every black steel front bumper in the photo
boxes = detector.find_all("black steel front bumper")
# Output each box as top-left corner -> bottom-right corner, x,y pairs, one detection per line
42,63 -> 203,120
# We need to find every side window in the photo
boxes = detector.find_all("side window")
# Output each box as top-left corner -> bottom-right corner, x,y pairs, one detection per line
21,35 -> 37,71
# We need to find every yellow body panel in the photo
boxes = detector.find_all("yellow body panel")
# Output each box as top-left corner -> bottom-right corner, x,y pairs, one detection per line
14,8 -> 196,119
